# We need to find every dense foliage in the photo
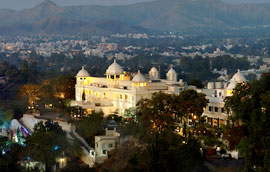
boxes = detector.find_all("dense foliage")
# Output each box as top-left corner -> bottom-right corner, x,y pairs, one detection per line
225,73 -> 270,171
25,121 -> 81,172
105,91 -> 208,172
75,112 -> 105,146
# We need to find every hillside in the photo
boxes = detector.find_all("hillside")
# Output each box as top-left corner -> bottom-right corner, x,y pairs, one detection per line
0,0 -> 270,34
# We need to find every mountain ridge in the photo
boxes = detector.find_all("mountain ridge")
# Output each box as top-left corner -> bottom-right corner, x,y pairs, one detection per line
0,0 -> 270,35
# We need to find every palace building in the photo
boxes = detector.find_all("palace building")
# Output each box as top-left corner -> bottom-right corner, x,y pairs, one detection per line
71,60 -> 247,128
199,69 -> 247,127
71,59 -> 194,117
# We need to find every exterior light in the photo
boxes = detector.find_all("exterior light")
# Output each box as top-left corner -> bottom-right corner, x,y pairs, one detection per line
54,145 -> 59,151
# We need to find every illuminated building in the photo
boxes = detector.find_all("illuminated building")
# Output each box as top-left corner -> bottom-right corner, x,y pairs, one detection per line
200,69 -> 247,127
71,60 -> 192,116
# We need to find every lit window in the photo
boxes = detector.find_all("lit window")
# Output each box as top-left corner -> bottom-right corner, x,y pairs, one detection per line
125,95 -> 128,100
220,120 -> 225,125
120,94 -> 122,99
96,92 -> 100,98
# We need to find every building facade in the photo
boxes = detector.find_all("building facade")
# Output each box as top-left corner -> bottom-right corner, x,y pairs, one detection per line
199,69 -> 247,127
71,60 -> 194,117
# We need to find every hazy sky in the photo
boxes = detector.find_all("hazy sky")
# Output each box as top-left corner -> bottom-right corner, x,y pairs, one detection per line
1,0 -> 270,10
0,0 -> 154,10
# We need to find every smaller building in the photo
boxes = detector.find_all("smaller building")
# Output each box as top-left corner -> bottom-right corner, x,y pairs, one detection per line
200,69 -> 247,128
90,128 -> 120,164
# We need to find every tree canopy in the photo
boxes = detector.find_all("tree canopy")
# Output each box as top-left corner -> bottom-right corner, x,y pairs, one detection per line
75,112 -> 105,146
225,73 -> 270,171
25,120 -> 81,172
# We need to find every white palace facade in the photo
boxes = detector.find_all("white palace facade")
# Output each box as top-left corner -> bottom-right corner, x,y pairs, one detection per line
71,59 -> 194,116
198,69 -> 247,127
71,60 -> 247,128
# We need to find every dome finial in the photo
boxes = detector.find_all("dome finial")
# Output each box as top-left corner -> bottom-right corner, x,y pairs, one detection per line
106,59 -> 123,75
132,70 -> 146,82
76,65 -> 90,77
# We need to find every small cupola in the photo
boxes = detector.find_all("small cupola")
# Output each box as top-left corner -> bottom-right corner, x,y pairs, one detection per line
132,70 -> 147,87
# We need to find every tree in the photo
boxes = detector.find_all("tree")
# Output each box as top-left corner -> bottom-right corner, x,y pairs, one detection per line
223,126 -> 244,150
60,158 -> 95,172
0,108 -> 14,125
19,84 -> 41,106
0,136 -> 9,153
212,55 -> 250,75
195,123 -> 223,148
179,56 -> 213,81
75,112 -> 104,146
147,132 -> 203,172
188,78 -> 204,88
38,76 -> 75,110
0,143 -> 23,172
225,74 -> 270,171
25,120 -> 81,172
137,92 -> 178,134
178,89 -> 208,123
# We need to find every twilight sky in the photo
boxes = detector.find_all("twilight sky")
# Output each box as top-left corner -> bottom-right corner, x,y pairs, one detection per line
1,0 -> 270,10
0,0 -> 154,10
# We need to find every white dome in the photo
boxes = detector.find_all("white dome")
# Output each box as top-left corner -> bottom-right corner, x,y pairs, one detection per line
76,66 -> 90,77
231,69 -> 246,83
167,67 -> 176,74
106,59 -> 123,75
150,67 -> 158,73
227,80 -> 238,90
132,71 -> 146,82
